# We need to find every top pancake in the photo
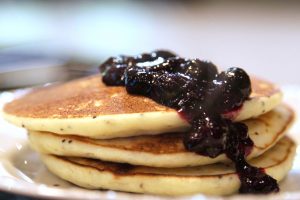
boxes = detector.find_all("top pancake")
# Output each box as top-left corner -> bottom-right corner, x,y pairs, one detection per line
3,74 -> 280,118
2,74 -> 283,139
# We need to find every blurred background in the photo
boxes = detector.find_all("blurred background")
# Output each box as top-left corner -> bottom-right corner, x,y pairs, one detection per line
0,0 -> 300,89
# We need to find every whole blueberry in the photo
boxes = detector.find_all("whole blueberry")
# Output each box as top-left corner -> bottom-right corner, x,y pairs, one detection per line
213,67 -> 251,112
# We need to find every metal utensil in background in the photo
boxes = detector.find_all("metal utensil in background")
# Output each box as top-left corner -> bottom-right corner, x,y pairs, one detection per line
0,51 -> 98,90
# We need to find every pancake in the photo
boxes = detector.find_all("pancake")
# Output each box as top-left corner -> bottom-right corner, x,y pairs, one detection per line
41,137 -> 296,196
3,75 -> 282,139
29,104 -> 294,167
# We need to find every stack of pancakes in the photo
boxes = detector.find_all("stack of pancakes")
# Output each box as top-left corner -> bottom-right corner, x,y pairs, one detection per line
3,75 -> 296,195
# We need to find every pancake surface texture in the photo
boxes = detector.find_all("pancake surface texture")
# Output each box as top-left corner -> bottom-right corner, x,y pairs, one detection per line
29,104 -> 294,167
41,137 -> 296,196
3,75 -> 282,139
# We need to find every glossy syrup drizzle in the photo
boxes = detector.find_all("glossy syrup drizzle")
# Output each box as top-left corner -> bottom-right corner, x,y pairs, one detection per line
99,50 -> 279,193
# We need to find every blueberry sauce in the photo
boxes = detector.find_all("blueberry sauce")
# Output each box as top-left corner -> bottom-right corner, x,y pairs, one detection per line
99,50 -> 279,193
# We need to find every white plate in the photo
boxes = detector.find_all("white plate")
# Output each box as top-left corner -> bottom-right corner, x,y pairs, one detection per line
0,87 -> 300,200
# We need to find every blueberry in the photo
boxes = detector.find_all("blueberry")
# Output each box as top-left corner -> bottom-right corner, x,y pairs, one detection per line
135,51 -> 176,68
175,59 -> 218,83
177,91 -> 206,119
226,122 -> 252,160
151,50 -> 177,59
102,65 -> 126,86
99,57 -> 114,74
147,57 -> 185,73
213,67 -> 251,112
184,117 -> 229,158
221,67 -> 251,97
135,50 -> 176,63
100,56 -> 135,86
124,66 -> 153,95
237,156 -> 279,193
135,53 -> 153,63
150,73 -> 192,107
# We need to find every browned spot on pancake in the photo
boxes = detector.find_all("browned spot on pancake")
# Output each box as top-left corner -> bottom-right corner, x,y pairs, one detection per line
271,158 -> 280,163
56,137 -> 294,177
250,76 -> 280,98
65,157 -> 136,175
115,163 -> 135,174
4,75 -> 280,118
46,131 -> 186,154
